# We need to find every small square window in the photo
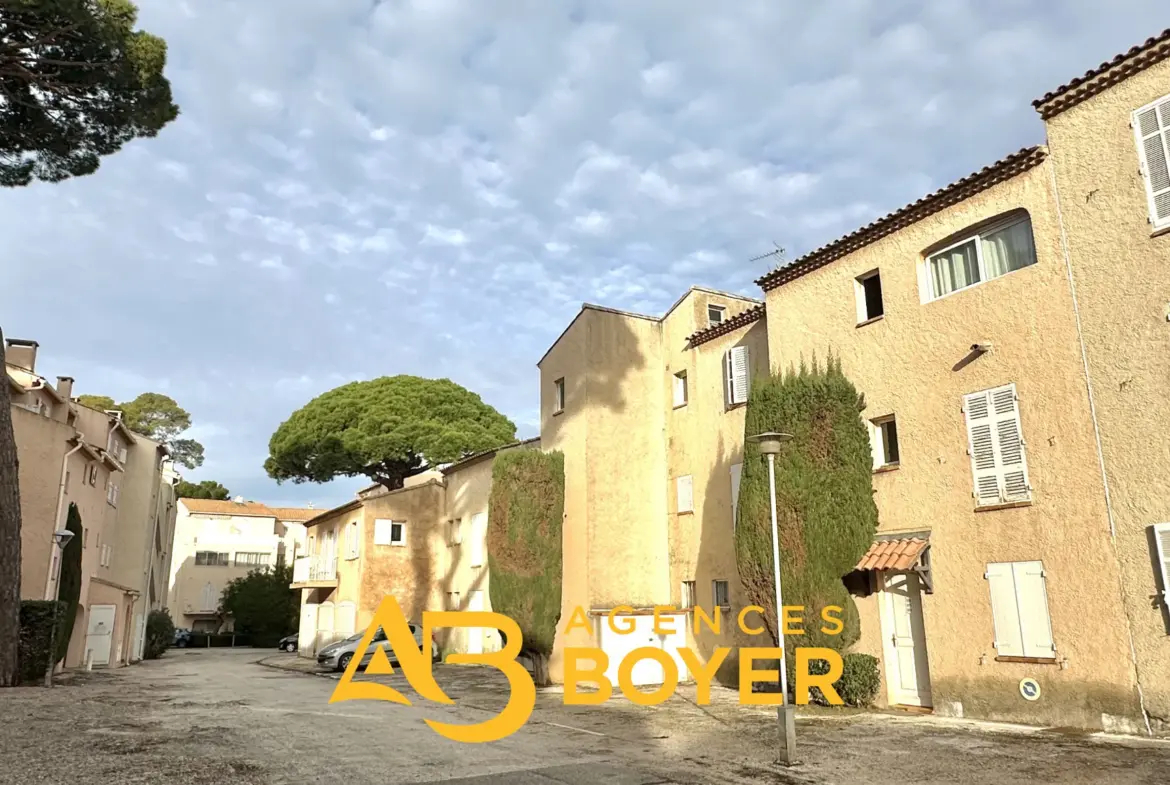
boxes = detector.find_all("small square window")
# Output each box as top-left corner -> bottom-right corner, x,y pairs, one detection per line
708,305 -> 726,326
855,270 -> 884,323
673,371 -> 688,408
712,580 -> 730,609
676,475 -> 694,514
681,580 -> 696,609
553,378 -> 565,414
869,415 -> 900,469
390,522 -> 405,546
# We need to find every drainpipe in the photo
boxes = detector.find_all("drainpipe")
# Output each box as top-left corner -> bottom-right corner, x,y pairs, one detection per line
45,437 -> 85,600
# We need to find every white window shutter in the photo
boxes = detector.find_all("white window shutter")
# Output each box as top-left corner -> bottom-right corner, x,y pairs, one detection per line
985,563 -> 1024,657
677,475 -> 694,513
867,421 -> 884,470
730,463 -> 743,529
373,519 -> 392,546
1152,523 -> 1170,603
964,391 -> 1001,505
728,346 -> 750,405
724,351 -> 734,406
1013,562 -> 1055,659
991,385 -> 1030,502
1134,96 -> 1170,228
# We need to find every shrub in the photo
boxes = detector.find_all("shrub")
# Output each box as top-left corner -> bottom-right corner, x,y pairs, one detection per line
838,653 -> 881,708
144,609 -> 175,660
18,600 -> 68,684
56,503 -> 84,663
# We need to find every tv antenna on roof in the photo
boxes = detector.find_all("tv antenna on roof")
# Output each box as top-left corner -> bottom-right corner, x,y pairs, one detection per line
749,241 -> 786,265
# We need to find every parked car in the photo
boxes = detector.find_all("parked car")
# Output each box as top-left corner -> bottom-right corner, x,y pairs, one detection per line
278,633 -> 298,653
172,628 -> 192,648
316,623 -> 437,672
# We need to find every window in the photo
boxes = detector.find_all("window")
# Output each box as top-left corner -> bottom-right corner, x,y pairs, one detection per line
676,475 -> 694,514
1134,94 -> 1170,229
708,304 -> 726,325
1152,523 -> 1170,605
724,345 -> 750,407
82,528 -> 88,549
87,464 -> 98,486
447,518 -> 463,547
681,580 -> 696,609
234,552 -> 269,567
712,580 -> 730,609
390,521 -> 406,546
469,512 -> 487,567
924,214 -> 1037,300
985,561 -> 1055,660
730,462 -> 743,529
672,371 -> 688,408
854,270 -> 884,323
446,591 -> 461,611
963,384 -> 1031,507
553,377 -> 565,414
195,551 -> 230,566
99,544 -> 112,567
200,582 -> 218,612
868,416 -> 900,469
106,482 -> 119,507
345,521 -> 360,559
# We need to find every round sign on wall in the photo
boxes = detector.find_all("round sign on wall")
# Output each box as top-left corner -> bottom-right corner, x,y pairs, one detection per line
1019,677 -> 1041,701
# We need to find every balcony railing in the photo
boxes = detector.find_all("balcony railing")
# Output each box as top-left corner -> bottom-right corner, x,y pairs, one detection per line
292,554 -> 337,584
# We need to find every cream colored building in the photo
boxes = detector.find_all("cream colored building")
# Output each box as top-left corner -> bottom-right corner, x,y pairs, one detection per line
7,338 -> 180,669
538,290 -> 766,687
167,498 -> 312,631
292,439 -> 539,659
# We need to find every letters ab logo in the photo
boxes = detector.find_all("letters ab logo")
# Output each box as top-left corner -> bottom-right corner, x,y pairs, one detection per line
328,596 -> 536,743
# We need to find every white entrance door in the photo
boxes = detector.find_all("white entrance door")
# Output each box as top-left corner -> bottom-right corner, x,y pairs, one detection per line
131,613 -> 145,661
86,605 -> 117,666
600,614 -> 666,687
316,601 -> 335,652
880,572 -> 932,707
466,591 -> 485,654
299,602 -> 319,656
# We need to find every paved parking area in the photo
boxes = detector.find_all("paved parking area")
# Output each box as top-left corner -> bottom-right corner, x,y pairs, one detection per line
1,648 -> 1168,784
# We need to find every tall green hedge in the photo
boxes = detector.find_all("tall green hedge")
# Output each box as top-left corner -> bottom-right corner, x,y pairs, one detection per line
19,600 -> 69,684
735,356 -> 878,659
487,449 -> 564,684
55,503 -> 83,663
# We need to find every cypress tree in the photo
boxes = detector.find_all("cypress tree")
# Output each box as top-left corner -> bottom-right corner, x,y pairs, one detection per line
487,449 -> 564,687
735,355 -> 878,667
55,503 -> 83,663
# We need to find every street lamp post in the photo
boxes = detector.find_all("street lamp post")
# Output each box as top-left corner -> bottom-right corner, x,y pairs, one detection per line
746,431 -> 795,766
44,528 -> 75,688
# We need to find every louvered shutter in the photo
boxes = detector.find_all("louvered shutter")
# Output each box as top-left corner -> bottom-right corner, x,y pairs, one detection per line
730,463 -> 742,530
985,563 -> 1024,657
1152,523 -> 1170,603
964,390 -> 1002,505
1013,562 -> 1055,659
1134,95 -> 1170,228
677,475 -> 693,513
867,421 -> 883,470
725,346 -> 749,405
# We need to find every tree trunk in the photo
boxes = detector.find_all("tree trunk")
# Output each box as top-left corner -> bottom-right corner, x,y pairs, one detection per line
0,329 -> 23,687
531,651 -> 551,688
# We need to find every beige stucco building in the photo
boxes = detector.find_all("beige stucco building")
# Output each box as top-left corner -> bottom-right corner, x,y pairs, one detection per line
7,338 -> 180,670
167,498 -> 314,631
291,439 -> 539,659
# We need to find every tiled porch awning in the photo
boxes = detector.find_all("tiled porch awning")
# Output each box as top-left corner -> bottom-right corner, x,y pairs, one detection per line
855,538 -> 929,571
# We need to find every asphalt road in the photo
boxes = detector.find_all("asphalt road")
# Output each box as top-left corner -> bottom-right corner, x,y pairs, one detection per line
3,648 -> 1170,784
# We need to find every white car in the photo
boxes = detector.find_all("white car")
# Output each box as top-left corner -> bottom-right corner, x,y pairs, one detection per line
316,623 -> 438,672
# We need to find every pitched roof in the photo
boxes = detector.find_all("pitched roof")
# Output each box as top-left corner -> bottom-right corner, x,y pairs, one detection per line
1034,28 -> 1170,120
179,499 -> 276,517
686,304 -> 766,348
756,146 -> 1048,292
855,537 -> 929,571
269,507 -> 320,522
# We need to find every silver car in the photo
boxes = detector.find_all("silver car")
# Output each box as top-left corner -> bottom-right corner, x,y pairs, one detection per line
316,623 -> 438,672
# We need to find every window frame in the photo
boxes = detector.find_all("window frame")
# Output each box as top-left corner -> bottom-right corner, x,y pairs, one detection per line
724,345 -> 750,408
553,377 -> 565,414
345,520 -> 360,560
985,560 -> 1056,662
676,475 -> 694,514
921,213 -> 1037,302
234,552 -> 270,568
681,580 -> 697,610
707,304 -> 726,326
869,415 -> 900,470
963,383 -> 1032,508
1151,523 -> 1170,607
672,370 -> 688,409
389,521 -> 406,546
1133,93 -> 1170,231
854,269 -> 884,325
712,579 -> 730,610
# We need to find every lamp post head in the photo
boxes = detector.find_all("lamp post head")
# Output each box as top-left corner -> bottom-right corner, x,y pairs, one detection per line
747,431 -> 793,456
53,529 -> 74,548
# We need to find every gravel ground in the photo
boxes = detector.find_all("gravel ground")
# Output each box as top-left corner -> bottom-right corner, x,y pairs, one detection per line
1,648 -> 1168,784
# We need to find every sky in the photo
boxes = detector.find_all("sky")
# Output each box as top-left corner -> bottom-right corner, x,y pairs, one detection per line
2,1 -> 1167,510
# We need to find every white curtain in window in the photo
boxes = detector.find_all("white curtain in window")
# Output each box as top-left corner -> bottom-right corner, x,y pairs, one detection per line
981,220 -> 1036,278
930,239 -> 979,297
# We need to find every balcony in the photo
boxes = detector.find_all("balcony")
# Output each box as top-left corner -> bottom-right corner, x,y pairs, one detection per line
291,554 -> 338,588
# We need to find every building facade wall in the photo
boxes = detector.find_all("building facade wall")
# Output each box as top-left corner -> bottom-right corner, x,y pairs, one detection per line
12,406 -> 71,600
1043,55 -> 1170,730
761,162 -> 1141,729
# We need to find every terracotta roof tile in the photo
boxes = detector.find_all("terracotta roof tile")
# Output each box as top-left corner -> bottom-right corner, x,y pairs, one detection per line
179,499 -> 276,517
1033,28 -> 1170,120
269,507 -> 320,522
855,537 -> 929,572
756,146 -> 1048,293
686,304 -> 766,348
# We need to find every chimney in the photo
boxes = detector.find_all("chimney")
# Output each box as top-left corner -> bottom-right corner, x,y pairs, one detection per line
307,502 -> 314,509
4,338 -> 38,372
56,376 -> 74,401
233,495 -> 245,504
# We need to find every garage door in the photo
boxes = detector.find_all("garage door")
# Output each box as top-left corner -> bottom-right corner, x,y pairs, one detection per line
598,613 -> 688,687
